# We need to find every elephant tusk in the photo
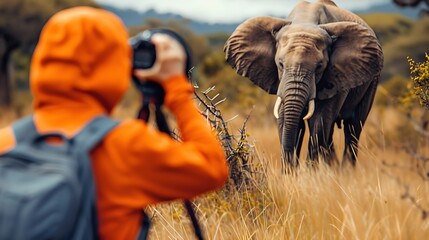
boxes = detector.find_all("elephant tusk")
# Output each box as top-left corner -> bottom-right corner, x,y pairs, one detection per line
274,97 -> 282,119
303,99 -> 315,120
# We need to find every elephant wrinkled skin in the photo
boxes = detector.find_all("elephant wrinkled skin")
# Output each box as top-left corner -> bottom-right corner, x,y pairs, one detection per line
224,0 -> 383,170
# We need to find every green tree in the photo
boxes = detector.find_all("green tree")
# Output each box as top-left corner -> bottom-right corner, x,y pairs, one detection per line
199,50 -> 226,78
0,0 -> 97,107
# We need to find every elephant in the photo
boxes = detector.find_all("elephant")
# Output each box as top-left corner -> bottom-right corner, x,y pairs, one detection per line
224,0 -> 383,170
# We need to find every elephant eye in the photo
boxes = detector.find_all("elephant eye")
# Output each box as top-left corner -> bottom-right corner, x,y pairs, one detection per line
278,61 -> 284,70
316,62 -> 323,71
325,82 -> 334,89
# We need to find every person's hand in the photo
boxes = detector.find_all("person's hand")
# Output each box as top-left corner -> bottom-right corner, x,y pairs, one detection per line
133,33 -> 186,83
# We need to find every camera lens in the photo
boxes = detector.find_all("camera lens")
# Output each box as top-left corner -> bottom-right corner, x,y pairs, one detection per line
133,41 -> 156,69
130,31 -> 156,69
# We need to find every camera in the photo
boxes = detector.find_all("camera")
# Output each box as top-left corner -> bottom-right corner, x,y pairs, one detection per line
130,31 -> 156,69
130,28 -> 192,73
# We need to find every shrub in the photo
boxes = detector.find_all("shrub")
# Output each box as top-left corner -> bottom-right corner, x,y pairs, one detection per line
407,53 -> 429,109
385,53 -> 429,220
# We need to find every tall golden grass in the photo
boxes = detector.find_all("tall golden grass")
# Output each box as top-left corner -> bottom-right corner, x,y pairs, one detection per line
1,102 -> 428,239
143,105 -> 429,240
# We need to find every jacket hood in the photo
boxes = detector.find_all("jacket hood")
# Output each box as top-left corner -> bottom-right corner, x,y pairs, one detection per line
30,7 -> 131,113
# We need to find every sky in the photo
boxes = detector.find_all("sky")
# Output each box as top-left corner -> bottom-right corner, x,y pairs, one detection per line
95,0 -> 391,23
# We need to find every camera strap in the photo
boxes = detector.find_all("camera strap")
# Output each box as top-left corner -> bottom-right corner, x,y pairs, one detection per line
134,80 -> 204,240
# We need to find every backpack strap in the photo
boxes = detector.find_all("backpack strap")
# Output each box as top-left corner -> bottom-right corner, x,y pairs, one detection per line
137,213 -> 151,240
10,116 -> 73,159
12,116 -> 39,143
73,116 -> 119,151
76,117 -> 152,240
68,116 -> 119,240
12,115 -> 118,146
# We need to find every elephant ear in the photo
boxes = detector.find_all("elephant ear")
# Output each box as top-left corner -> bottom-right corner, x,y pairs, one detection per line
224,17 -> 290,94
317,22 -> 383,100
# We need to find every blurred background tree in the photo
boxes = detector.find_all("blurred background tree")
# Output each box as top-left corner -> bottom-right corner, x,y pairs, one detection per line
0,0 -> 97,108
1,0 -> 428,120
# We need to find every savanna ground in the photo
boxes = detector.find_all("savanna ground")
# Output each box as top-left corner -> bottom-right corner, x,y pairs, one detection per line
147,102 -> 429,240
1,87 -> 428,240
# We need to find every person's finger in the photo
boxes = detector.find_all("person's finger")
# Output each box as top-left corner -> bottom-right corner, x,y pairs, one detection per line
133,63 -> 161,80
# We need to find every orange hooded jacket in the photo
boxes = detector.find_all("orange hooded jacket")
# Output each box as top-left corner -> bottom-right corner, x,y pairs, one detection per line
0,7 -> 228,239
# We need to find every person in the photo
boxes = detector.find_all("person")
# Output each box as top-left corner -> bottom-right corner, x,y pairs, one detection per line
0,6 -> 228,239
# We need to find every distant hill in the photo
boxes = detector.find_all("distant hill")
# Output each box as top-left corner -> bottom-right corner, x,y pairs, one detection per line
354,2 -> 425,19
102,5 -> 238,34
102,2 -> 426,34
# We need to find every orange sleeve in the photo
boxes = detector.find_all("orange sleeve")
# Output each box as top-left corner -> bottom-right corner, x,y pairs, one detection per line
93,75 -> 228,208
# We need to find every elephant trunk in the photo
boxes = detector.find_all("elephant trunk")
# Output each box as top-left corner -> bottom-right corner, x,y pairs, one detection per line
277,79 -> 312,168
274,78 -> 316,120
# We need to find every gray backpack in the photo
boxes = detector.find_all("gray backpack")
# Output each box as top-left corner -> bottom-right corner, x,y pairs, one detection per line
0,115 -> 119,240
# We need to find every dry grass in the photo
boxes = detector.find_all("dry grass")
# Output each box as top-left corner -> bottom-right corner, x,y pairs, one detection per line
142,105 -> 429,240
1,102 -> 428,240
147,157 -> 429,239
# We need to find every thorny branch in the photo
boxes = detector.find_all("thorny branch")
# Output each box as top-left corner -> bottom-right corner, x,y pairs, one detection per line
193,84 -> 254,188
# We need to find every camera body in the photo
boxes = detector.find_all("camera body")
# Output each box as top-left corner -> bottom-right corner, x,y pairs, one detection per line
129,31 -> 157,69
130,28 -> 192,74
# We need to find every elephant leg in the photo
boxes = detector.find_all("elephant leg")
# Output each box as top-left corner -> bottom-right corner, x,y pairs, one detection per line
308,94 -> 347,165
342,81 -> 378,166
308,119 -> 337,165
343,119 -> 361,166
324,124 -> 338,165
